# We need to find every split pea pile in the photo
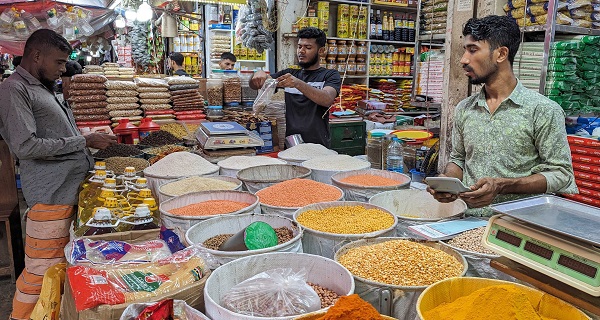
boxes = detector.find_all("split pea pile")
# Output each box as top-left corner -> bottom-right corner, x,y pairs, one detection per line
339,174 -> 401,187
169,200 -> 248,216
296,205 -> 394,234
447,227 -> 497,255
338,240 -> 464,286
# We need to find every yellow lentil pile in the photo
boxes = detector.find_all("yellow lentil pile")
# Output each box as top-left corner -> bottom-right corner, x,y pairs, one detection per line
296,205 -> 394,234
160,123 -> 189,139
338,240 -> 464,286
160,176 -> 239,196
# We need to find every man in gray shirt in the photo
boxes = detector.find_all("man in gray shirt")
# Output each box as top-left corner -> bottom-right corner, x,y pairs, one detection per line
0,29 -> 115,320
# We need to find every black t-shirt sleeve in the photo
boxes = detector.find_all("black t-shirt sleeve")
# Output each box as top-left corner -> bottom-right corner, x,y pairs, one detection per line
323,69 -> 342,95
270,68 -> 292,80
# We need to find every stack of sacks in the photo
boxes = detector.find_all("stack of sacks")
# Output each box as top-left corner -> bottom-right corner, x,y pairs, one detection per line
420,0 -> 448,36
69,74 -> 110,126
83,65 -> 104,75
105,80 -> 142,126
134,77 -> 173,121
166,76 -> 205,121
118,67 -> 136,80
102,62 -> 121,79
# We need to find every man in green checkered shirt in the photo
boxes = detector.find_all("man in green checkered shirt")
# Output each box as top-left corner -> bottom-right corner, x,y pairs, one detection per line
429,15 -> 577,216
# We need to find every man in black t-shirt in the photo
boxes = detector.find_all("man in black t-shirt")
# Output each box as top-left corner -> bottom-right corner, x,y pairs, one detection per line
250,27 -> 341,147
169,52 -> 190,77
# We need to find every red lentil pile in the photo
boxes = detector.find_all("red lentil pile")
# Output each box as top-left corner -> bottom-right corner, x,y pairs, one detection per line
339,174 -> 400,187
169,200 -> 249,216
256,179 -> 342,207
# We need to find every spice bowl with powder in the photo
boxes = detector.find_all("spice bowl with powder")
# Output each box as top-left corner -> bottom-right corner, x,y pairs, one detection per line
185,213 -> 303,266
331,169 -> 411,202
159,190 -> 259,239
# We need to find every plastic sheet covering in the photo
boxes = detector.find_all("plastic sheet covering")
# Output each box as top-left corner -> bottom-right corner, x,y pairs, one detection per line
236,164 -> 312,194
417,277 -> 591,320
0,1 -> 117,54
204,252 -> 355,320
259,186 -> 344,219
160,190 -> 260,239
368,190 -> 466,239
440,241 -> 517,281
334,238 -> 467,320
185,213 -> 303,267
221,268 -> 321,317
65,238 -> 172,266
157,175 -> 243,204
218,157 -> 286,178
293,201 -> 398,259
67,245 -> 209,312
331,169 -> 411,202
120,299 -> 210,320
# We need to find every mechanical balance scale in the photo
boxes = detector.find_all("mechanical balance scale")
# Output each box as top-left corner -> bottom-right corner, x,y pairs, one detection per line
482,195 -> 600,296
195,122 -> 264,150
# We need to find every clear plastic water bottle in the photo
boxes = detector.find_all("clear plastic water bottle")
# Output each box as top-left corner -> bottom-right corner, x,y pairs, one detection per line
387,137 -> 404,173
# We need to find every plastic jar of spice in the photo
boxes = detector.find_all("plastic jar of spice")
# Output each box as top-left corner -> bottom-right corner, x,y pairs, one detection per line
223,70 -> 242,104
346,58 -> 356,75
367,132 -> 385,170
206,105 -> 225,121
327,39 -> 338,59
337,40 -> 348,56
206,78 -> 223,106
240,70 -> 258,103
326,57 -> 337,70
348,41 -> 357,60
336,57 -> 347,73
356,59 -> 367,75
356,41 -> 367,60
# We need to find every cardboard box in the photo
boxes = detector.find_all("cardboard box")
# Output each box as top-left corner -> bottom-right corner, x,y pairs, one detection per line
246,120 -> 279,154
61,228 -> 208,320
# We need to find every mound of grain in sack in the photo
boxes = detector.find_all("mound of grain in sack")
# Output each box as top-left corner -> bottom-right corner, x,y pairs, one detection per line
134,78 -> 173,121
143,151 -> 218,178
256,179 -> 342,207
278,143 -> 337,162
166,76 -> 205,121
302,155 -> 370,171
217,156 -> 286,170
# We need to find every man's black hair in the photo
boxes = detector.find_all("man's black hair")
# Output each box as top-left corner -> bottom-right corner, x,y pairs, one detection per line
12,56 -> 22,68
63,61 -> 82,77
220,52 -> 237,62
462,15 -> 521,65
23,29 -> 72,57
297,27 -> 327,48
170,52 -> 184,66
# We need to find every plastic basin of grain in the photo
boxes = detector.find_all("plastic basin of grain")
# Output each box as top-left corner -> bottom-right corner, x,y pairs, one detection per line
331,169 -> 411,202
256,179 -> 344,219
236,164 -> 312,194
302,155 -> 371,184
277,143 -> 338,166
294,201 -> 398,259
217,156 -> 286,178
158,176 -> 242,203
160,190 -> 259,239
334,237 -> 467,320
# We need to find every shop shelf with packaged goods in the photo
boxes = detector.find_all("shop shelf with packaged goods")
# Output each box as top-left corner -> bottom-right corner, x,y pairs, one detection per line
203,3 -> 272,77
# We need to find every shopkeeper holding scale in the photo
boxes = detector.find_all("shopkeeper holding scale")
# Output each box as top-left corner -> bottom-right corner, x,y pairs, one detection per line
250,27 -> 341,148
428,16 -> 577,216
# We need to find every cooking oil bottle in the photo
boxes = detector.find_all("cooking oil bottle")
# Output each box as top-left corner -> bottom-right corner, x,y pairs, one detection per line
117,166 -> 139,187
104,197 -> 125,220
80,168 -> 107,191
77,177 -> 117,230
119,204 -> 159,231
84,207 -> 118,236
128,188 -> 154,207
142,198 -> 159,222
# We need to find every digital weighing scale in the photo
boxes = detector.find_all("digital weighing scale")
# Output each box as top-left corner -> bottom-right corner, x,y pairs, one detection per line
483,195 -> 600,296
195,122 -> 264,150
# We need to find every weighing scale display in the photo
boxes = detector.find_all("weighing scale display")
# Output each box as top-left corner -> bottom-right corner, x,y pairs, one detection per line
558,255 -> 598,279
496,230 -> 522,247
524,241 -> 553,260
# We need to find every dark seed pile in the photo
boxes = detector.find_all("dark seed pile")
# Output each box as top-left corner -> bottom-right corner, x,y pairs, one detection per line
94,143 -> 143,158
139,130 -> 183,147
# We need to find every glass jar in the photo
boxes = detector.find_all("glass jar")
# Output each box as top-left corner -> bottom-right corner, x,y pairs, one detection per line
337,40 -> 348,56
327,39 -> 338,58
206,105 -> 224,121
210,69 -> 224,79
348,42 -> 357,59
346,58 -> 356,75
223,70 -> 241,104
326,57 -> 337,70
367,132 -> 385,170
206,78 -> 223,106
336,57 -> 347,73
356,42 -> 367,60
356,59 -> 367,75
240,70 -> 258,103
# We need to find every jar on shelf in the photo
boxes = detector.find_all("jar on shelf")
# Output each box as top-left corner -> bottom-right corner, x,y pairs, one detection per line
326,57 -> 337,70
367,132 -> 385,170
356,59 -> 367,75
356,41 -> 367,60
346,58 -> 356,75
206,105 -> 225,121
336,57 -> 347,74
327,39 -> 337,58
206,78 -> 223,106
223,70 -> 242,104
337,40 -> 348,56
348,42 -> 357,60
240,70 -> 258,103
210,69 -> 224,79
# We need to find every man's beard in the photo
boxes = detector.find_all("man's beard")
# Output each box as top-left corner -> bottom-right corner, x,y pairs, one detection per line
39,68 -> 58,92
465,61 -> 498,85
298,53 -> 319,69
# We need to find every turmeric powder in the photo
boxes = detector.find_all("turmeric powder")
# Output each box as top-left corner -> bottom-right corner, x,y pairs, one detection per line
317,294 -> 382,320
423,284 -> 556,320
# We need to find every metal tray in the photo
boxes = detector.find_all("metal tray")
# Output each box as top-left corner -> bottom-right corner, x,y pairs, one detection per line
490,195 -> 600,247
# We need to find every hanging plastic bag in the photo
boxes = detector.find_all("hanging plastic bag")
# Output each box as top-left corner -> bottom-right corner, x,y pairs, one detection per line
253,78 -> 278,115
30,263 -> 67,320
221,268 -> 321,317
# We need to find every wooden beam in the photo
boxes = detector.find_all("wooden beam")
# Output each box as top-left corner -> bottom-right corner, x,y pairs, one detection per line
438,0 -> 474,171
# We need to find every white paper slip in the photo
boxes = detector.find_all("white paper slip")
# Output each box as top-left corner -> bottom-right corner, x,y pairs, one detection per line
408,217 -> 488,241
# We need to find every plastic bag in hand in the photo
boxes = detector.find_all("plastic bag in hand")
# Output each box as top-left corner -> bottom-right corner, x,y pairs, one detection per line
221,268 -> 321,317
253,78 -> 278,115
